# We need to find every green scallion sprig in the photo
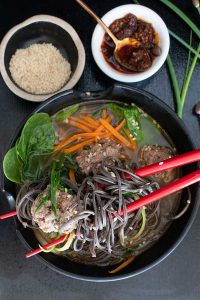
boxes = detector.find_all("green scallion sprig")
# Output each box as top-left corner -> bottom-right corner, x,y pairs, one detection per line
166,55 -> 181,113
168,29 -> 200,60
178,43 -> 200,117
160,0 -> 200,39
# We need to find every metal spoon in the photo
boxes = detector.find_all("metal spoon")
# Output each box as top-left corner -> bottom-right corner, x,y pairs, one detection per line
75,0 -> 151,72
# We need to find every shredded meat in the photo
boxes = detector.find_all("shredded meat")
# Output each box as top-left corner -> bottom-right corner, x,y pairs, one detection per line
76,140 -> 126,174
138,144 -> 176,184
31,189 -> 78,233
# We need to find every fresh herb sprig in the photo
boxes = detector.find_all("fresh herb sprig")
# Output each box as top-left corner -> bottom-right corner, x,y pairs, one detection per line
49,156 -> 65,217
160,0 -> 200,39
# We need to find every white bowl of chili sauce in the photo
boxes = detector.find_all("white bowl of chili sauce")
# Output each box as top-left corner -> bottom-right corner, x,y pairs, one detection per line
91,4 -> 170,82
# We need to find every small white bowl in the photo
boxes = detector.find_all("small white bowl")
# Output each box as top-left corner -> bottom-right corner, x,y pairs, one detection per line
0,15 -> 85,102
91,4 -> 170,83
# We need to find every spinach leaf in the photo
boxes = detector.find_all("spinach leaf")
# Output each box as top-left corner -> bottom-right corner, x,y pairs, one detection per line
22,152 -> 52,181
17,113 -> 51,162
55,104 -> 79,122
3,147 -> 22,184
3,113 -> 56,184
27,124 -> 55,154
107,103 -> 143,142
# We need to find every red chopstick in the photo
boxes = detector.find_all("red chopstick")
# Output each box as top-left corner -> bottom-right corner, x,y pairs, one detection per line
134,148 -> 200,177
119,169 -> 200,216
25,235 -> 69,258
2,149 -> 200,221
1,147 -> 196,258
0,211 -> 17,220
26,168 -> 200,258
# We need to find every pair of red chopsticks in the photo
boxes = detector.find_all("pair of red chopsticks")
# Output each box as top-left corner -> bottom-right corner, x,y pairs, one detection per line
1,149 -> 200,258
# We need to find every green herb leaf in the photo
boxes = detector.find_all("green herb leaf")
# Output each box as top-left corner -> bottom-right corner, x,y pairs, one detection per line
166,55 -> 181,115
107,103 -> 142,142
55,104 -> 79,122
53,231 -> 75,252
36,189 -> 51,212
17,113 -> 52,162
168,30 -> 200,60
50,157 -> 64,217
179,43 -> 200,118
160,0 -> 200,39
3,147 -> 22,184
63,154 -> 78,171
3,113 -> 56,184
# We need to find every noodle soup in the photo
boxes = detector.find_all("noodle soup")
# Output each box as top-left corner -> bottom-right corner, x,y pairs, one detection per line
3,101 -> 184,270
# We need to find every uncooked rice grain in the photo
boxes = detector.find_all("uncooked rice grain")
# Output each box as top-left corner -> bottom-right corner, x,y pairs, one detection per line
9,43 -> 71,95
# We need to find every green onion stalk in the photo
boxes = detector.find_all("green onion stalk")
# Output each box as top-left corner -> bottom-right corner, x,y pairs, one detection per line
178,43 -> 200,118
160,0 -> 200,39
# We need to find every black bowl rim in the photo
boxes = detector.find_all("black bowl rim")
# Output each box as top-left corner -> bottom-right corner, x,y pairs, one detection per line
4,83 -> 200,282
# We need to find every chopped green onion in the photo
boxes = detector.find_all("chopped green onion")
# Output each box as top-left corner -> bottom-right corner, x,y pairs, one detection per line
54,231 -> 75,252
178,43 -> 200,117
160,0 -> 200,39
182,31 -> 193,89
36,189 -> 51,212
169,30 -> 200,60
130,208 -> 146,241
50,157 -> 64,217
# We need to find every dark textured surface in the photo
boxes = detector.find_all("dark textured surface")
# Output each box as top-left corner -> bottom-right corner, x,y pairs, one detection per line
0,0 -> 200,299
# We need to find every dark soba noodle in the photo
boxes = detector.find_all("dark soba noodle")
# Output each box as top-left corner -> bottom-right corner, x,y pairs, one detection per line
16,158 -> 191,266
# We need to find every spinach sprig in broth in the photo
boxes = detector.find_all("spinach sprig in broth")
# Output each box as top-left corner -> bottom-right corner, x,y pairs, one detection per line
3,113 -> 55,183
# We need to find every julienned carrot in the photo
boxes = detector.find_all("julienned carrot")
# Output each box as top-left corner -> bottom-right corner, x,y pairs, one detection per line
54,132 -> 108,153
95,115 -> 113,133
99,118 -> 131,148
115,119 -> 126,131
69,117 -> 96,130
63,138 -> 95,154
101,108 -> 107,119
81,115 -> 99,127
68,119 -> 91,133
109,257 -> 135,274
124,129 -> 137,149
69,169 -> 77,184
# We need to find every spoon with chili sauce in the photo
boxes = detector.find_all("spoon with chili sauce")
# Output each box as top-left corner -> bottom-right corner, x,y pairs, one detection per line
75,0 -> 152,72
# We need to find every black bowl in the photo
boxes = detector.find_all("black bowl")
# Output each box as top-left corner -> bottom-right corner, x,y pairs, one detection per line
2,84 -> 200,281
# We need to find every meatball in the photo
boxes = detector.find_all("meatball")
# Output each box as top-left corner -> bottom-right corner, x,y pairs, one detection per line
31,188 -> 78,233
76,140 -> 126,174
138,144 -> 176,184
